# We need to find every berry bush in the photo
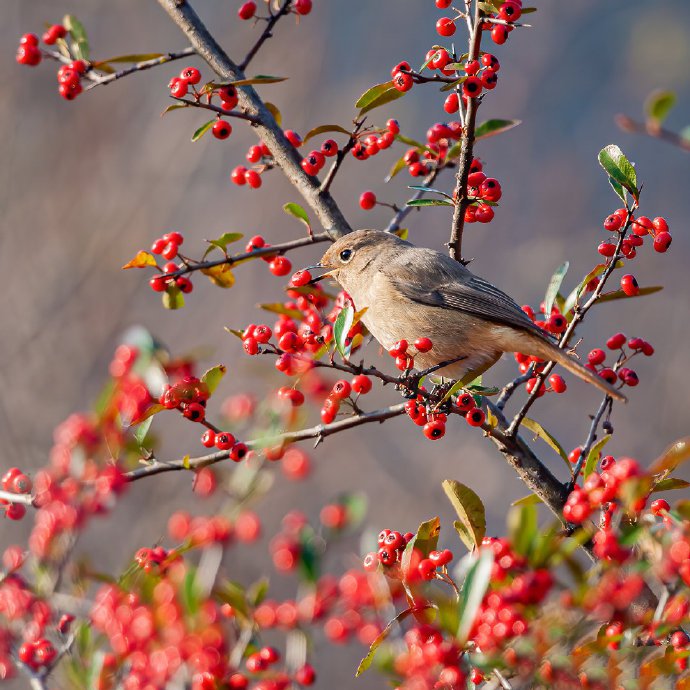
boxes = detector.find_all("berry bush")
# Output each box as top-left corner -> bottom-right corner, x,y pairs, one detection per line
4,2 -> 690,689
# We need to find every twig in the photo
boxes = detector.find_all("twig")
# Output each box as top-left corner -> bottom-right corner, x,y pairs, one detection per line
386,167 -> 444,233
448,0 -> 484,264
172,97 -> 261,123
616,114 -> 690,153
570,395 -> 612,483
83,48 -> 197,91
0,490 -> 35,506
239,0 -> 293,72
496,368 -> 533,411
319,120 -> 365,194
124,403 -> 406,480
157,0 -> 352,239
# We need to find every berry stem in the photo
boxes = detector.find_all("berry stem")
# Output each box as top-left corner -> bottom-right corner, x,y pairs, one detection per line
171,96 -> 262,123
319,119 -> 366,194
238,0 -> 293,72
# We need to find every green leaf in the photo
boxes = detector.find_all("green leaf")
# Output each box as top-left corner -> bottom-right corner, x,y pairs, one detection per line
93,53 -> 164,65
247,577 -> 269,607
302,124 -> 351,144
260,303 -> 304,320
385,155 -> 408,182
402,517 -> 441,576
563,263 -> 608,315
609,177 -> 627,204
201,264 -> 235,288
63,15 -> 90,61
395,134 -> 433,151
521,417 -> 571,471
355,81 -> 395,109
163,285 -> 185,310
543,261 -> 569,317
202,232 -> 244,258
161,103 -> 189,117
652,477 -> 690,493
264,102 -> 282,126
512,494 -> 543,507
597,286 -> 663,303
475,119 -> 522,140
521,6 -> 537,13
283,203 -> 311,235
440,78 -> 467,92
192,119 -> 216,142
181,568 -> 200,615
598,144 -> 638,199
341,492 -> 368,528
408,185 -> 453,199
130,403 -> 164,426
218,75 -> 287,86
442,480 -> 486,551
457,548 -> 494,642
333,304 -> 354,358
201,364 -> 227,395
508,503 -> 538,557
216,580 -> 250,622
392,227 -> 408,240
406,198 -> 454,207
297,528 -> 320,583
133,415 -> 154,447
583,436 -> 611,479
651,437 -> 690,474
645,90 -> 676,125
357,606 -> 422,676
358,85 -> 405,115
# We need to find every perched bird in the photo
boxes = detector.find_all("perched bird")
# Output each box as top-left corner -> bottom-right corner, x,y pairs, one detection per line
313,229 -> 626,402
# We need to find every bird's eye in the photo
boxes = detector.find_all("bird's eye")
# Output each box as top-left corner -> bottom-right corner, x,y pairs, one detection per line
339,249 -> 353,262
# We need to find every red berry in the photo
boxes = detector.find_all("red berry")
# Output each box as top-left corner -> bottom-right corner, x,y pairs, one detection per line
603,214 -> 622,232
243,337 -> 259,355
652,217 -> 669,233
11,474 -> 32,494
218,85 -> 239,109
436,0 -> 452,6
230,442 -> 248,462
549,374 -> 567,394
231,165 -> 247,185
16,44 -> 42,67
216,432 -> 236,450
169,77 -> 188,98
436,17 -> 456,37
6,503 -> 26,521
392,71 -> 413,92
482,69 -> 498,90
295,663 -> 316,685
390,61 -> 411,78
499,1 -> 522,22
245,169 -> 262,188
620,274 -> 639,296
285,129 -> 303,147
321,139 -> 338,156
481,53 -> 500,70
290,269 -> 312,287
464,59 -> 480,75
491,25 -> 509,44
423,420 -> 446,440
351,375 -> 372,395
212,120 -> 232,139
598,242 -> 616,257
331,380 -> 352,400
387,118 -> 401,135
201,429 -> 216,448
295,0 -> 312,14
444,93 -> 459,114
359,191 -> 377,210
414,337 -> 433,353
238,1 -> 256,20
177,276 -> 193,293
466,408 -> 485,427
588,348 -> 606,365
183,402 -> 205,422
631,215 -> 653,237
463,76 -> 483,98
269,256 -> 292,276
606,333 -> 626,349
180,66 -> 201,84
653,231 -> 672,253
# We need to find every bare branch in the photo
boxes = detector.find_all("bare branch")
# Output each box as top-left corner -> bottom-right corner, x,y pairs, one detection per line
239,0 -> 293,72
0,490 -> 35,506
319,120 -> 365,194
616,114 -> 690,153
171,97 -> 261,123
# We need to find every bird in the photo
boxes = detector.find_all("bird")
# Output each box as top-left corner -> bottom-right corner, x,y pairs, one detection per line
312,229 -> 626,402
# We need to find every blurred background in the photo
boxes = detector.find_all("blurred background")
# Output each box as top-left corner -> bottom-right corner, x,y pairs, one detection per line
2,1 -> 690,686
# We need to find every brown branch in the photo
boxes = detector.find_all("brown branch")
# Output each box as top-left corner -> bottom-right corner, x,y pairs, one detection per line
616,114 -> 690,153
83,48 -> 197,91
386,167 -> 445,233
239,0 -> 293,72
448,0 -> 484,264
157,0 -> 352,239
319,120 -> 365,194
124,403 -> 406,481
570,395 -> 612,483
172,97 -> 261,123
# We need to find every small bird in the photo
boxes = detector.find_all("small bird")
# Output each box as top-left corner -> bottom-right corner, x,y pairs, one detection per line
313,229 -> 626,402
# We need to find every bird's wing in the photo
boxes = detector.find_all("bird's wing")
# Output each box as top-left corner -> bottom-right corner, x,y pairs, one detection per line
386,252 -> 548,337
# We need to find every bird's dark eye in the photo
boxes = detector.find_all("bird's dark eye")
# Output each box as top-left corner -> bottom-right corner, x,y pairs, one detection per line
339,249 -> 353,262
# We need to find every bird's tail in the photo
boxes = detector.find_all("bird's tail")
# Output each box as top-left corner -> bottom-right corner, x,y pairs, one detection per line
526,333 -> 627,403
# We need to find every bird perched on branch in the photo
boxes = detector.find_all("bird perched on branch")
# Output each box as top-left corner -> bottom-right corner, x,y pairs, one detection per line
311,229 -> 626,402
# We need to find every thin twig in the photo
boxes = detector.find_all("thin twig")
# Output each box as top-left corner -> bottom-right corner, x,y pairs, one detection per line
570,395 -> 612,483
319,120 -> 365,194
448,0 -> 484,264
239,0 -> 293,72
172,97 -> 261,123
386,167 -> 444,233
496,368 -> 533,411
616,114 -> 690,153
0,490 -> 35,506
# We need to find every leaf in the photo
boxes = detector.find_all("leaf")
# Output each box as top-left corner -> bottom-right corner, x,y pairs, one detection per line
521,418 -> 571,471
163,285 -> 185,310
192,119 -> 216,142
181,568 -> 200,615
402,516 -> 441,576
247,577 -> 269,607
652,477 -> 690,493
93,53 -> 164,66
475,119 -> 522,140
201,364 -> 227,395
216,581 -> 250,622
356,606 -> 422,676
563,263 -> 607,315
202,232 -> 244,258
392,227 -> 408,240
217,75 -> 287,86
395,133 -> 431,150
442,480 -> 486,551
386,155 -> 408,182
543,261 -> 569,317
440,78 -> 466,92
264,102 -> 282,126
302,124 -> 351,144
521,6 -> 537,13
508,503 -> 538,557
63,15 -> 89,61
457,548 -> 494,642
161,103 -> 189,117
122,251 -> 157,269
130,403 -> 164,426
406,198 -> 454,207
583,436 -> 611,479
201,264 -> 235,288
645,90 -> 676,125
650,437 -> 690,474
609,177 -> 627,204
597,286 -> 663,303
283,203 -> 311,235
333,304 -> 354,358
408,185 -> 453,199
133,415 -> 154,447
360,86 -> 405,115
260,303 -> 304,320
512,494 -> 543,507
355,81 -> 395,109
598,144 -> 638,198
342,492 -> 368,528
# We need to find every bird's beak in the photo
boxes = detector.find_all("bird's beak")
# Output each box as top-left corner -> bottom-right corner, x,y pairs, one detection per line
302,264 -> 333,285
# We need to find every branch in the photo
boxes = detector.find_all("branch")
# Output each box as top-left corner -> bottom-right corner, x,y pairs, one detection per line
448,0 -> 484,264
0,490 -> 35,506
616,114 -> 690,153
125,403 -> 406,481
172,97 -> 261,123
495,368 -> 533,411
157,0 -> 352,239
239,0 -> 293,72
571,395 -> 612,483
319,120 -> 365,194
83,48 -> 197,91
386,167 -> 444,233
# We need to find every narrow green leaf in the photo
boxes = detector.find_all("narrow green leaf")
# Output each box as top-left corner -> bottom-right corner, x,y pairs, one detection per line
508,504 -> 538,557
181,568 -> 200,615
225,327 -> 245,340
442,480 -> 486,551
283,203 -> 311,235
355,81 -> 395,109
653,477 -> 690,493
264,102 -> 282,126
224,75 -> 287,86
63,14 -> 89,61
395,134 -> 432,151
475,118 -> 522,140
598,144 -> 638,198
161,103 -> 189,116
130,403 -> 164,426
406,198 -> 454,207
511,494 -> 543,507
216,581 -> 250,622
544,261 -> 569,317
563,263 -> 607,315
609,177 -> 627,204
201,364 -> 227,395
133,415 -> 153,447
385,155 -> 408,182
358,86 -> 405,115
260,303 -> 304,320
333,304 -> 354,358
650,437 -> 690,474
247,577 -> 269,607
93,53 -> 164,65
645,90 -> 676,124
457,548 -> 494,642
302,124 -> 350,144
583,436 -> 611,479
597,286 -> 663,303
202,232 -> 244,258
521,6 -> 537,13
191,119 -> 216,142
521,417 -> 571,471
402,516 -> 441,576
440,77 -> 467,92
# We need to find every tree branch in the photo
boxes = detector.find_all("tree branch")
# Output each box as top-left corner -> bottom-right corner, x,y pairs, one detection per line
319,120 -> 365,194
157,0 -> 352,239
172,97 -> 261,123
616,114 -> 690,153
386,167 -> 445,233
239,0 -> 293,72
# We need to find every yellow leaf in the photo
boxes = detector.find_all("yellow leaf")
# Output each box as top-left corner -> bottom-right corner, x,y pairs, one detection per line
202,264 -> 235,288
122,251 -> 157,269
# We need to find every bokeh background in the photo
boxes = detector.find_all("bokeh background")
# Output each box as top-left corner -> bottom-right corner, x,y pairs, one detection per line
2,1 -> 690,687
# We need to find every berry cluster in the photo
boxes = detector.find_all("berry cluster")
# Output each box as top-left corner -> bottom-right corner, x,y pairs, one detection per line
436,0 -> 523,45
238,0 -> 312,21
462,158 -> 502,225
1,467 -> 32,521
350,118 -> 398,162
319,375 -> 372,424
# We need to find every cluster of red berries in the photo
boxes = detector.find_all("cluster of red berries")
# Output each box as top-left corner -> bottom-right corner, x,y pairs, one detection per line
387,336 -> 434,371
599,211 -> 672,256
449,52 -> 500,108
463,158 -> 502,224
134,545 -> 180,574
1,467 -> 32,521
319,375 -> 372,424
168,509 -> 259,546
17,638 -> 57,672
149,263 -> 193,295
583,332 -> 653,389
435,0 -> 523,45
244,234 -> 293,276
351,118 -> 399,162
238,0 -> 313,21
